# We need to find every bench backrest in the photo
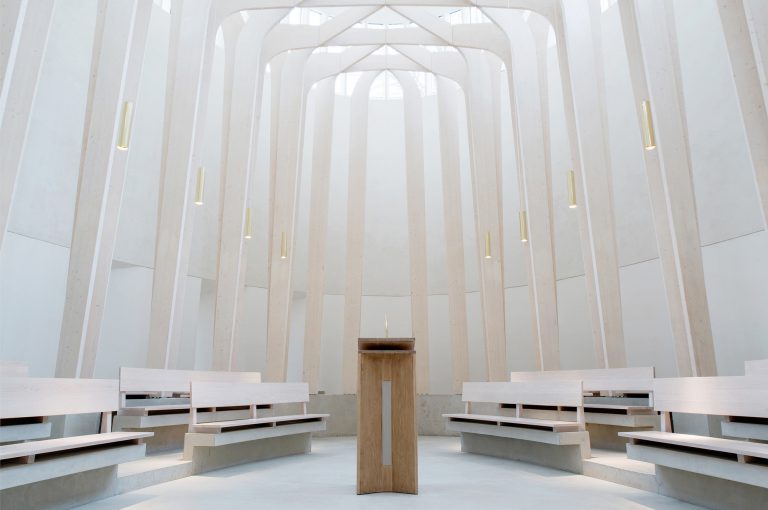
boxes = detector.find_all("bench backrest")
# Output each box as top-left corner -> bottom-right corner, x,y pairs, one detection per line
0,361 -> 28,377
190,382 -> 310,409
509,367 -> 654,393
745,359 -> 768,377
0,377 -> 118,419
653,376 -> 768,418
462,381 -> 583,408
119,367 -> 261,395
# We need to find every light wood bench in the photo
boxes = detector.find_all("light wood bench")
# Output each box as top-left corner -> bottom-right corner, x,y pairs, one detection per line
443,381 -> 590,472
619,376 -> 768,492
114,367 -> 264,432
0,377 -> 152,492
183,382 -> 328,471
509,367 -> 657,425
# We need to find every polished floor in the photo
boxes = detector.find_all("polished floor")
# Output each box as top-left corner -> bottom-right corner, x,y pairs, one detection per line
78,437 -> 702,509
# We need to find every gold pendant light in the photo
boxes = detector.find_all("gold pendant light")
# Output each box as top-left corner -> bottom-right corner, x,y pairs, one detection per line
244,208 -> 252,239
641,100 -> 656,151
116,101 -> 134,151
194,167 -> 205,205
567,170 -> 577,209
519,210 -> 528,243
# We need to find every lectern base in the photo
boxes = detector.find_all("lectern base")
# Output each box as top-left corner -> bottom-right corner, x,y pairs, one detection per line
357,338 -> 418,495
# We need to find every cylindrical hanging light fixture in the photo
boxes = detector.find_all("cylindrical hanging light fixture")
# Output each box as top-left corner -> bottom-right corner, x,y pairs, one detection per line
567,170 -> 577,209
519,210 -> 529,243
194,167 -> 205,205
641,100 -> 656,151
116,101 -> 134,151
484,231 -> 492,259
244,208 -> 252,239
280,231 -> 288,259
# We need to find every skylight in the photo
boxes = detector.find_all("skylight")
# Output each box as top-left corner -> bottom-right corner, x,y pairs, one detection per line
438,7 -> 490,25
280,8 -> 331,26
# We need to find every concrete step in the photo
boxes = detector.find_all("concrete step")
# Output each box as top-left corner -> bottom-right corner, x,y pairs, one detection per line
583,448 -> 658,493
116,450 -> 193,494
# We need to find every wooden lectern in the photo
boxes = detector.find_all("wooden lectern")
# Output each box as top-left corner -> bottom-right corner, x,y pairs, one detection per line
357,338 -> 418,495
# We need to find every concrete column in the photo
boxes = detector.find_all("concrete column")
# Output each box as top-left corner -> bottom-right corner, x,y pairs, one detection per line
210,17 -> 248,371
436,77 -> 470,393
0,0 -> 54,251
264,49 -> 311,382
55,0 -> 151,378
302,78 -> 335,393
633,0 -> 718,376
395,70 -> 430,395
146,0 -> 215,369
509,20 -> 560,370
557,0 -> 626,368
464,50 -> 508,382
341,72 -> 378,394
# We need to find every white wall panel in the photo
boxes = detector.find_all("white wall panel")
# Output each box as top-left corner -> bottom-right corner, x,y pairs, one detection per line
0,233 -> 68,376
323,95 -> 350,296
505,286 -> 537,372
428,294 -> 452,394
703,231 -> 768,375
362,100 -> 410,296
8,0 -> 96,247
237,286 -> 268,372
465,291 -> 486,381
556,276 -> 596,369
319,294 -> 344,394
619,259 -> 677,377
95,265 -> 153,377
674,0 -> 764,244
423,95 -> 448,296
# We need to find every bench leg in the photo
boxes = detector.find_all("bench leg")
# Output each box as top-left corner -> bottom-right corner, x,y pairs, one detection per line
655,466 -> 768,510
0,465 -> 118,510
459,433 -> 586,474
185,433 -> 313,474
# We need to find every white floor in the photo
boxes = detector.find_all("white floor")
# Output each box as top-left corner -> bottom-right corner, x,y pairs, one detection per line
77,437 -> 702,509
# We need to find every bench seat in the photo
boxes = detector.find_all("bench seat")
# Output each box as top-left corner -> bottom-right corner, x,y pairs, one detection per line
118,404 -> 254,416
0,419 -> 51,444
0,431 -> 153,462
721,419 -> 768,442
620,430 -> 768,489
619,430 -> 768,461
189,414 -> 329,434
503,403 -> 658,430
443,413 -> 582,432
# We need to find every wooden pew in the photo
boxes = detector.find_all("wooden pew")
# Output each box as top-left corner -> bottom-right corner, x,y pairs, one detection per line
443,381 -> 590,473
183,382 -> 328,472
619,376 -> 768,499
509,367 -> 656,421
508,367 -> 657,450
0,377 -> 152,494
114,367 -> 264,432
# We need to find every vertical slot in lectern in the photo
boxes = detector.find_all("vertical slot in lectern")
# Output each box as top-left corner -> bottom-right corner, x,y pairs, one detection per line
357,338 -> 417,495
